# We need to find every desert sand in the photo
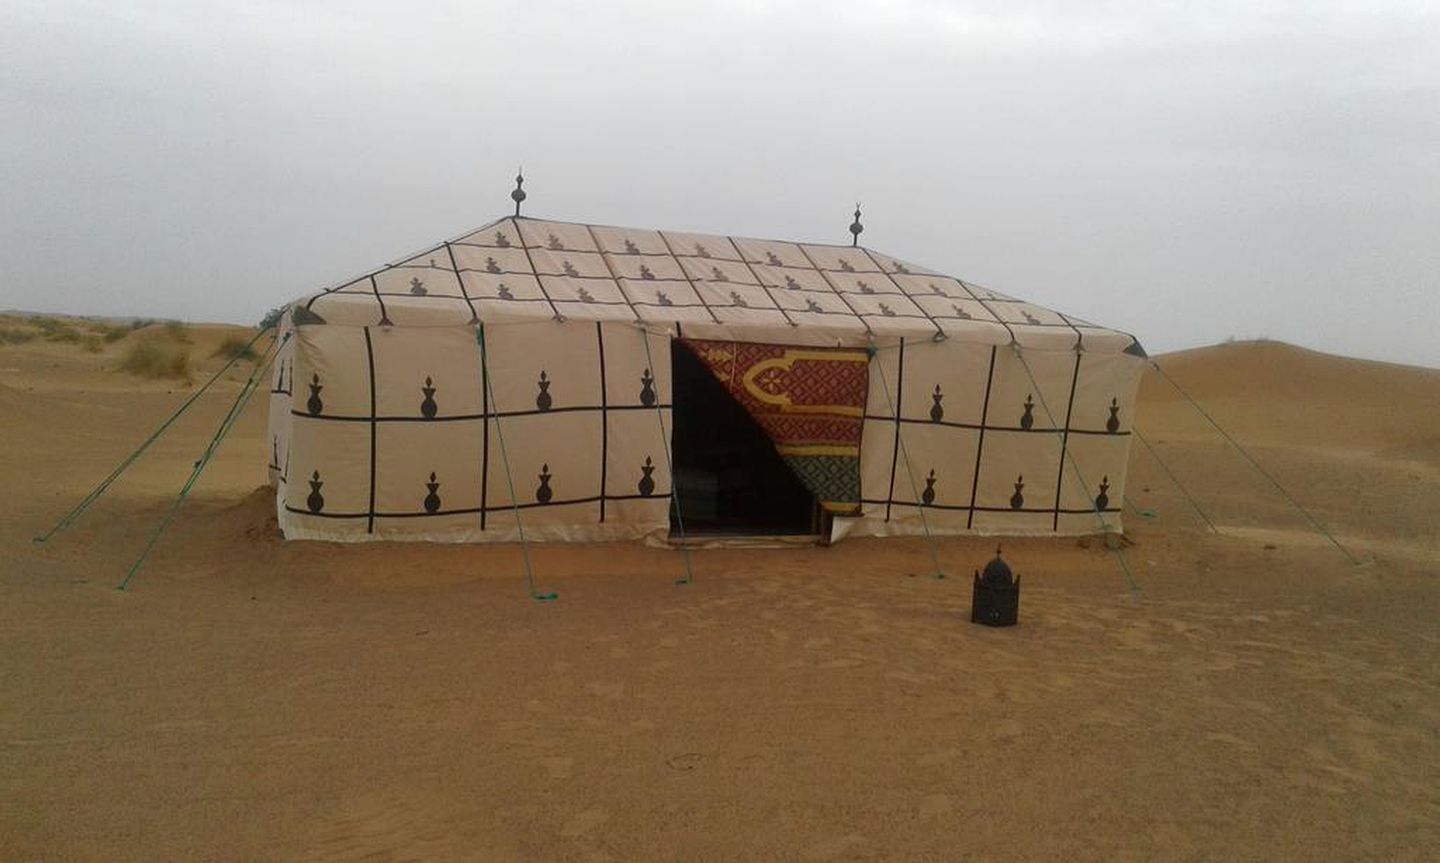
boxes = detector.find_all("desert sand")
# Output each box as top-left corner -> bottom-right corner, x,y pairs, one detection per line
2,322 -> 1437,860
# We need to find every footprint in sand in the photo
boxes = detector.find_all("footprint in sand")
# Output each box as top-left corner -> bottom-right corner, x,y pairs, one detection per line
561,807 -> 610,839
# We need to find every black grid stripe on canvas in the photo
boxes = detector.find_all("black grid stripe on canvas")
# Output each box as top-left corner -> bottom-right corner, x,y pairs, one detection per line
1051,351 -> 1084,531
966,346 -> 998,529
884,339 -> 905,521
363,326 -> 378,534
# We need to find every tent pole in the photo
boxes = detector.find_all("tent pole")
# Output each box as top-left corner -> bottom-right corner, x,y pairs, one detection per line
1012,347 -> 1141,592
476,326 -> 556,601
35,325 -> 275,544
869,339 -> 946,580
640,326 -> 694,586
117,333 -> 285,590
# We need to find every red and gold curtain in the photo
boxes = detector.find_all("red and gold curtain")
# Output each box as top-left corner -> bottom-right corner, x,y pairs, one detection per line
681,339 -> 869,514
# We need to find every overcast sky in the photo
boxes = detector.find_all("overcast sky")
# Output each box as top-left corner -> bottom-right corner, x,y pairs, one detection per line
3,1 -> 1436,366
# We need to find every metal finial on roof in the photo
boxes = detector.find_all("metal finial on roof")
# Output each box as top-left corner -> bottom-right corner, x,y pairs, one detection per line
511,169 -> 527,217
849,203 -> 863,247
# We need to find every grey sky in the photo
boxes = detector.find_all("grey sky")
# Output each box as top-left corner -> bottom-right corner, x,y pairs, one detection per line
3,1 -> 1436,366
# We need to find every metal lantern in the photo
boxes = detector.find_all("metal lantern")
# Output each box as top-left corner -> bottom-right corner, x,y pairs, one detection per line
972,546 -> 1020,627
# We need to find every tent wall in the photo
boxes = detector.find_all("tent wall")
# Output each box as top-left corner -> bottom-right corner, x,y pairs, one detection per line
273,320 -> 674,543
842,338 -> 1142,539
269,320 -> 1142,543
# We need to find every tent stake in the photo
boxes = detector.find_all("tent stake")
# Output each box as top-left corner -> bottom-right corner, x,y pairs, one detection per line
869,340 -> 946,580
1012,347 -> 1140,592
639,326 -> 695,586
117,334 -> 285,590
476,326 -> 556,601
35,325 -> 275,544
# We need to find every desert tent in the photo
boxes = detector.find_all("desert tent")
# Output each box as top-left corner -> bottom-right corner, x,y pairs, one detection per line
267,215 -> 1145,544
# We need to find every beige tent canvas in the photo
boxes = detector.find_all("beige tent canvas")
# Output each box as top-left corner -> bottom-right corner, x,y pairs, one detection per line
267,215 -> 1145,544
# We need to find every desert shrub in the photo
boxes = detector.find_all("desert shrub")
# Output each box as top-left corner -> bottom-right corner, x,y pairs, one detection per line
0,326 -> 38,345
118,339 -> 191,380
211,334 -> 258,361
129,318 -> 157,331
81,334 -> 104,353
162,320 -> 192,343
258,306 -> 286,330
88,321 -> 130,342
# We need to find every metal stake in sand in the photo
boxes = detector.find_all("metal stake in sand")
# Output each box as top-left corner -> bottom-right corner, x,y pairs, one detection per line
1011,345 -> 1140,592
1147,360 -> 1366,566
35,325 -> 275,544
475,326 -> 556,601
117,332 -> 287,590
869,339 -> 945,580
639,324 -> 695,586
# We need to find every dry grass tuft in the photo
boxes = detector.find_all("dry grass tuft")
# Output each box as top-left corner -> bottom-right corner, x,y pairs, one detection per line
211,335 -> 258,361
118,339 -> 191,380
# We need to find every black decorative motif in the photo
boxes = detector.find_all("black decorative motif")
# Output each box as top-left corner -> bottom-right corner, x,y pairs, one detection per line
536,464 -> 553,504
547,233 -> 565,251
306,373 -> 323,415
424,472 -> 441,514
711,266 -> 728,282
536,371 -> 553,411
639,368 -> 656,406
695,243 -> 710,258
494,231 -> 512,248
952,304 -> 972,320
930,283 -> 945,295
838,259 -> 855,272
577,287 -> 595,303
485,256 -> 501,274
879,303 -> 896,317
805,298 -> 823,312
1106,398 -> 1121,433
893,261 -> 911,274
562,260 -> 580,278
624,239 -> 640,254
858,281 -> 875,294
1095,476 -> 1110,511
922,469 -> 937,506
930,385 -> 944,422
638,456 -> 656,496
640,264 -> 655,280
306,470 -> 325,513
271,435 -> 279,467
410,277 -> 427,296
1010,475 -> 1025,510
784,275 -> 801,290
1020,394 -> 1035,430
428,258 -> 438,268
730,291 -> 747,308
497,283 -> 514,300
766,251 -> 783,266
420,376 -> 437,419
1022,310 -> 1041,325
656,290 -> 672,306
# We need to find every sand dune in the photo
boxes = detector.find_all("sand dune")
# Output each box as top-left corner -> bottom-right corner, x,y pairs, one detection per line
2,326 -> 1437,860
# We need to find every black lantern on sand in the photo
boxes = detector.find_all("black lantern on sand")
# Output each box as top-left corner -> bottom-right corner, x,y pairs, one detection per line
972,546 -> 1020,627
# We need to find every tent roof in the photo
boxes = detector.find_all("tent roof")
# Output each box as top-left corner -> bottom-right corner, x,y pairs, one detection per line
291,216 -> 1143,354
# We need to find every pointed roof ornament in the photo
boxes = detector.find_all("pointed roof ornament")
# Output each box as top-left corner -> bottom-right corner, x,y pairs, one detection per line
849,203 -> 863,247
511,169 -> 527,217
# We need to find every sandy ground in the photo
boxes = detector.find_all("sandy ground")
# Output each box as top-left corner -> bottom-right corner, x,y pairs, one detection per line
2,324 -> 1438,861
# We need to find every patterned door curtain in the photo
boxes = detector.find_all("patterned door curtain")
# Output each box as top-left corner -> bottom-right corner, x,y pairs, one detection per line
680,339 -> 869,514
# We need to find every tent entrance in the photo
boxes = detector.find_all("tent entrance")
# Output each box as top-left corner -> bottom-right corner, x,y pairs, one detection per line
670,341 -> 820,536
